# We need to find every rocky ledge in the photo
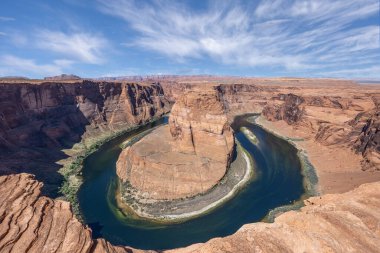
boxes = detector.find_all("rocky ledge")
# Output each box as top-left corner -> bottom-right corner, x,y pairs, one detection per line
1,173 -> 379,253
117,87 -> 234,201
0,173 -> 139,253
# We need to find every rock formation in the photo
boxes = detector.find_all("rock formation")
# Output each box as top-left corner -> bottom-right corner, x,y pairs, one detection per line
351,109 -> 380,171
161,79 -> 380,191
170,180 -> 380,253
0,81 -> 170,195
1,173 -> 380,253
117,87 -> 234,200
1,77 -> 380,252
262,93 -> 305,124
261,91 -> 380,169
0,173 -> 140,253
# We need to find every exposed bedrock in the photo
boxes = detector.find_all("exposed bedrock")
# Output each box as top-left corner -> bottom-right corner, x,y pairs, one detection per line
117,87 -> 234,200
0,81 -> 170,195
351,109 -> 380,171
1,173 -> 380,253
261,91 -> 380,170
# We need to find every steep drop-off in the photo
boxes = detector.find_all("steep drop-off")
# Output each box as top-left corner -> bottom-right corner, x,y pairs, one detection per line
0,81 -> 170,195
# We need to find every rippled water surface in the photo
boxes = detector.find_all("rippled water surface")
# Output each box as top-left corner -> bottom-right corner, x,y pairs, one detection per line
78,115 -> 307,250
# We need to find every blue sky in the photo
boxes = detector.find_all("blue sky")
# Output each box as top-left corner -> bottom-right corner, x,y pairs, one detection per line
0,0 -> 379,78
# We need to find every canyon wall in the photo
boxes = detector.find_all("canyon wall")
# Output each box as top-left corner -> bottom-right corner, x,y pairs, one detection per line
0,81 -> 170,195
162,81 -> 380,172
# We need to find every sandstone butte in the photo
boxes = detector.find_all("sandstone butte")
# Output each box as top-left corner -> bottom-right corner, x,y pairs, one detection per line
0,173 -> 379,253
116,87 -> 234,200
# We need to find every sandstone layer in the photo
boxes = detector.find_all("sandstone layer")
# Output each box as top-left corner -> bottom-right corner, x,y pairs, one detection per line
1,173 -> 380,253
170,180 -> 380,253
0,80 -> 170,195
0,173 -> 140,253
161,78 -> 380,194
117,87 -> 234,200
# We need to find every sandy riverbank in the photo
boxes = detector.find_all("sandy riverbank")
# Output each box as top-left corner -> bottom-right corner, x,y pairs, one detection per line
256,116 -> 380,194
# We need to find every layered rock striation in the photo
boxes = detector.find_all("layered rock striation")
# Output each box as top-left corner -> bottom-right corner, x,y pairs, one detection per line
0,80 -> 170,195
0,173 -> 139,253
117,87 -> 234,201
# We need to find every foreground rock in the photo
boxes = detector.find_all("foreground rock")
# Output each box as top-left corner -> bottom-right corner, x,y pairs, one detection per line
117,87 -> 234,200
1,173 -> 380,253
170,180 -> 380,253
0,173 -> 140,253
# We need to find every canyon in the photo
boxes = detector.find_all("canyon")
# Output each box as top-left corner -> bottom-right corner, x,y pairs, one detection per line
0,80 -> 170,196
1,77 -> 380,252
117,87 -> 234,201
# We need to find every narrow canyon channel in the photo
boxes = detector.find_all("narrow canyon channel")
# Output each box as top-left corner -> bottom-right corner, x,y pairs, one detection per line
78,115 -> 314,250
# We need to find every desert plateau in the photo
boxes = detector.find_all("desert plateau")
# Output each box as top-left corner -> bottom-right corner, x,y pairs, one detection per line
1,0 -> 380,252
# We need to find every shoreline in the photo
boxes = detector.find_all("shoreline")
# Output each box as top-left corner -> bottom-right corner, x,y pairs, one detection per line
248,115 -> 319,196
58,115 -> 168,219
254,115 -> 380,194
114,141 -> 255,222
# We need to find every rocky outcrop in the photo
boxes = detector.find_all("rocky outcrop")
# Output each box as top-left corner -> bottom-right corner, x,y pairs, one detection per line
117,87 -> 234,200
262,93 -> 305,125
0,173 -> 139,253
0,81 -> 170,195
1,173 -> 380,253
261,91 -> 380,169
171,180 -> 380,253
351,109 -> 380,171
169,88 -> 234,162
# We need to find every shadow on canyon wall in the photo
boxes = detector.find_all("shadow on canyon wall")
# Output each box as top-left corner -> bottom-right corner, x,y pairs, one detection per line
0,81 -> 170,197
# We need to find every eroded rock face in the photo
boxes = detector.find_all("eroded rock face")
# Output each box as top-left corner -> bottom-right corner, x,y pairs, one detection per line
170,181 -> 380,253
169,89 -> 234,163
0,81 -> 170,195
117,87 -> 234,200
0,173 -> 139,253
262,93 -> 305,125
352,110 -> 380,170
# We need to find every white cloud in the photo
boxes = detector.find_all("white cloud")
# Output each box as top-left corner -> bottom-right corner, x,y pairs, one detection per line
98,0 -> 379,77
0,55 -> 64,76
0,32 -> 6,36
36,30 -> 108,64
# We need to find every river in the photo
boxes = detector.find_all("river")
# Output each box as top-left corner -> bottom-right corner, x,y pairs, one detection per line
78,115 -> 309,250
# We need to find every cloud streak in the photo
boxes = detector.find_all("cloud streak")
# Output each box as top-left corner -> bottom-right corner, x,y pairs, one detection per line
98,0 -> 379,77
36,30 -> 108,64
0,55 -> 64,76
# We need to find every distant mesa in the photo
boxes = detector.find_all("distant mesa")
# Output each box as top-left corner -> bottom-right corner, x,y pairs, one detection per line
0,76 -> 29,80
44,74 -> 81,81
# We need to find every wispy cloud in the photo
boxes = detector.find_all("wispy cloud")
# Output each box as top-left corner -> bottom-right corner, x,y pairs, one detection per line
0,16 -> 15,21
98,0 -> 379,77
0,55 -> 64,76
0,32 -> 6,36
36,30 -> 108,64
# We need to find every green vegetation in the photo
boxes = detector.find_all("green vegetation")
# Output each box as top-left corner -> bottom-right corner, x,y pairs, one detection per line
58,115 -> 166,219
